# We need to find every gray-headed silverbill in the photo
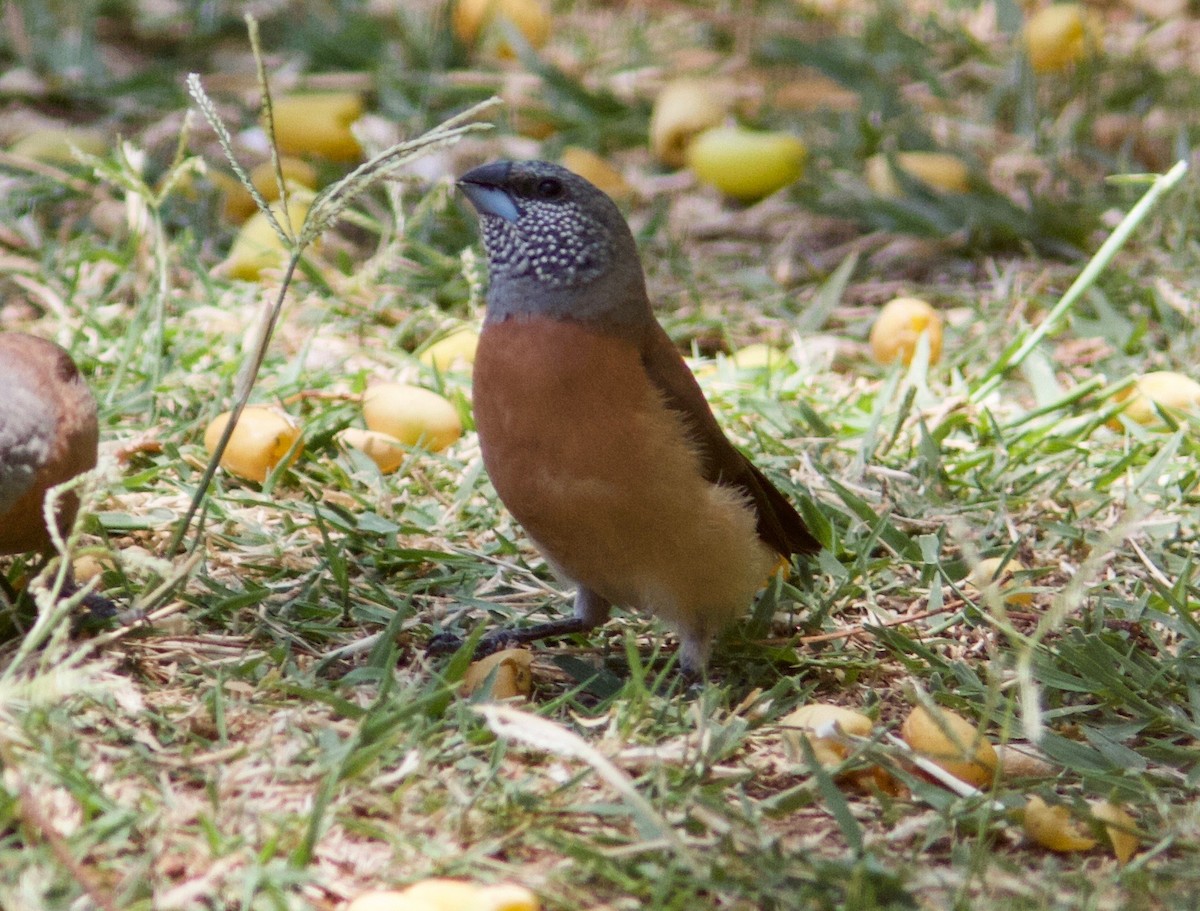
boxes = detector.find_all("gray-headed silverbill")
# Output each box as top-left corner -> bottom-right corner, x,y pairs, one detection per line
449,159 -> 819,673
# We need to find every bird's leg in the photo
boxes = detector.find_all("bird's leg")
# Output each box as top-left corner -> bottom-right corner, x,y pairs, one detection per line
475,586 -> 611,656
428,587 -> 613,659
573,585 -> 612,626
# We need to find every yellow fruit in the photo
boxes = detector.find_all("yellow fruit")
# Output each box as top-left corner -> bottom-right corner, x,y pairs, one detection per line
270,92 -> 364,161
460,648 -> 534,699
686,126 -> 806,201
391,880 -> 538,911
560,147 -> 631,201
9,127 -> 108,164
220,157 -> 318,223
780,703 -> 873,767
1024,796 -> 1098,852
649,79 -> 730,168
967,556 -> 1033,608
731,343 -> 789,370
1112,371 -> 1200,428
900,705 -> 997,788
343,892 -> 417,911
864,151 -> 971,198
204,406 -> 303,483
1023,4 -> 1099,74
418,327 -> 480,372
337,428 -> 407,474
225,195 -> 312,281
1090,800 -> 1139,864
868,297 -> 943,366
473,884 -> 539,911
73,552 -> 115,584
452,0 -> 551,57
362,384 -> 463,452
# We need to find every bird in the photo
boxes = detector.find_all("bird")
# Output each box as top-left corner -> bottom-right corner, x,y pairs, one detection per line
455,159 -> 819,673
0,333 -> 99,560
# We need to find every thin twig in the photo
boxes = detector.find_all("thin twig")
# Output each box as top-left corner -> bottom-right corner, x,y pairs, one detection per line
970,159 -> 1189,403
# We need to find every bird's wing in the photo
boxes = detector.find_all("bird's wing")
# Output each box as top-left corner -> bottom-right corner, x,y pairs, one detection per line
0,386 -> 54,516
639,323 -> 819,557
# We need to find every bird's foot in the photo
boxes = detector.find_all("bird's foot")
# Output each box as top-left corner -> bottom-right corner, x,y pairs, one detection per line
424,628 -> 528,661
476,628 -> 526,657
427,616 -> 594,661
425,631 -> 466,657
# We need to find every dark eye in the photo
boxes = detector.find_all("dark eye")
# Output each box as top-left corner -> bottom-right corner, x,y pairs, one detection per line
535,177 -> 565,199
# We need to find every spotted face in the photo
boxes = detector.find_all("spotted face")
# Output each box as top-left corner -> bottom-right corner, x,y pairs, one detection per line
459,160 -> 622,292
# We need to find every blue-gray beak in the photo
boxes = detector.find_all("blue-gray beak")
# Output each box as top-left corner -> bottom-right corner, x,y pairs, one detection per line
458,160 -> 520,223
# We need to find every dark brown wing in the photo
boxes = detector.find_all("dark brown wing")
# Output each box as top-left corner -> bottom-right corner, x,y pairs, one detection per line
639,324 -> 819,557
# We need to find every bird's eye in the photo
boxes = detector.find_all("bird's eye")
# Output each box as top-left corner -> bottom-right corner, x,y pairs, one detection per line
535,177 -> 564,199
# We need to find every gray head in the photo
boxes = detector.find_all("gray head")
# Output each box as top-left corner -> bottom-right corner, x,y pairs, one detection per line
458,160 -> 651,326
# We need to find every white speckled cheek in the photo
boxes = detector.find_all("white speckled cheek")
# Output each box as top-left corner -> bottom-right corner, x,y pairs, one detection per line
480,218 -> 530,275
515,202 -> 612,288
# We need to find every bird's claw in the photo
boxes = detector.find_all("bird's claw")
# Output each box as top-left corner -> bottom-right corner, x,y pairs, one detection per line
426,629 -> 526,660
425,631 -> 466,657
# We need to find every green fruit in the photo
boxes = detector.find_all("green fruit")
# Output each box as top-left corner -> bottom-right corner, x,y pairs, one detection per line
686,126 -> 806,201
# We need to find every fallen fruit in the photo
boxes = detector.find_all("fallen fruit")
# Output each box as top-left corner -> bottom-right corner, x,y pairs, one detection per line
1024,795 -> 1097,852
346,879 -> 539,911
460,649 -> 534,699
220,156 -> 319,223
966,556 -> 1033,608
731,343 -> 789,370
73,552 -> 116,584
362,383 -> 463,452
780,703 -> 873,767
452,0 -> 551,57
868,297 -> 943,366
864,151 -> 970,198
687,126 -> 806,201
270,92 -> 364,161
1023,4 -> 1099,74
418,327 -> 481,372
1112,371 -> 1200,428
225,195 -> 312,281
9,127 -> 108,164
204,406 -> 303,483
337,428 -> 407,474
901,705 -> 997,788
1090,799 -> 1139,864
649,78 -> 730,168
561,146 -> 631,200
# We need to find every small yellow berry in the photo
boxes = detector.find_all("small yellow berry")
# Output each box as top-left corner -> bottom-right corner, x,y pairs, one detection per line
204,406 -> 303,483
686,126 -> 806,201
868,297 -> 943,366
270,92 -> 364,161
1112,371 -> 1200,428
865,151 -> 970,197
901,705 -> 997,788
336,428 -> 408,474
362,384 -> 463,452
452,0 -> 551,57
1023,4 -> 1100,74
649,79 -> 730,168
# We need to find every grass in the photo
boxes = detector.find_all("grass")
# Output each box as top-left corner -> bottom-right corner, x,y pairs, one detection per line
1,0 -> 1199,909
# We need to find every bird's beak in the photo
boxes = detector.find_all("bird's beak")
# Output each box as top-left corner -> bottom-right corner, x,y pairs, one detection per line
457,160 -> 520,224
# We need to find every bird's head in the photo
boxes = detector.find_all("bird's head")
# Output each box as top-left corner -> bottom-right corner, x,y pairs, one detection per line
458,159 -> 650,325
